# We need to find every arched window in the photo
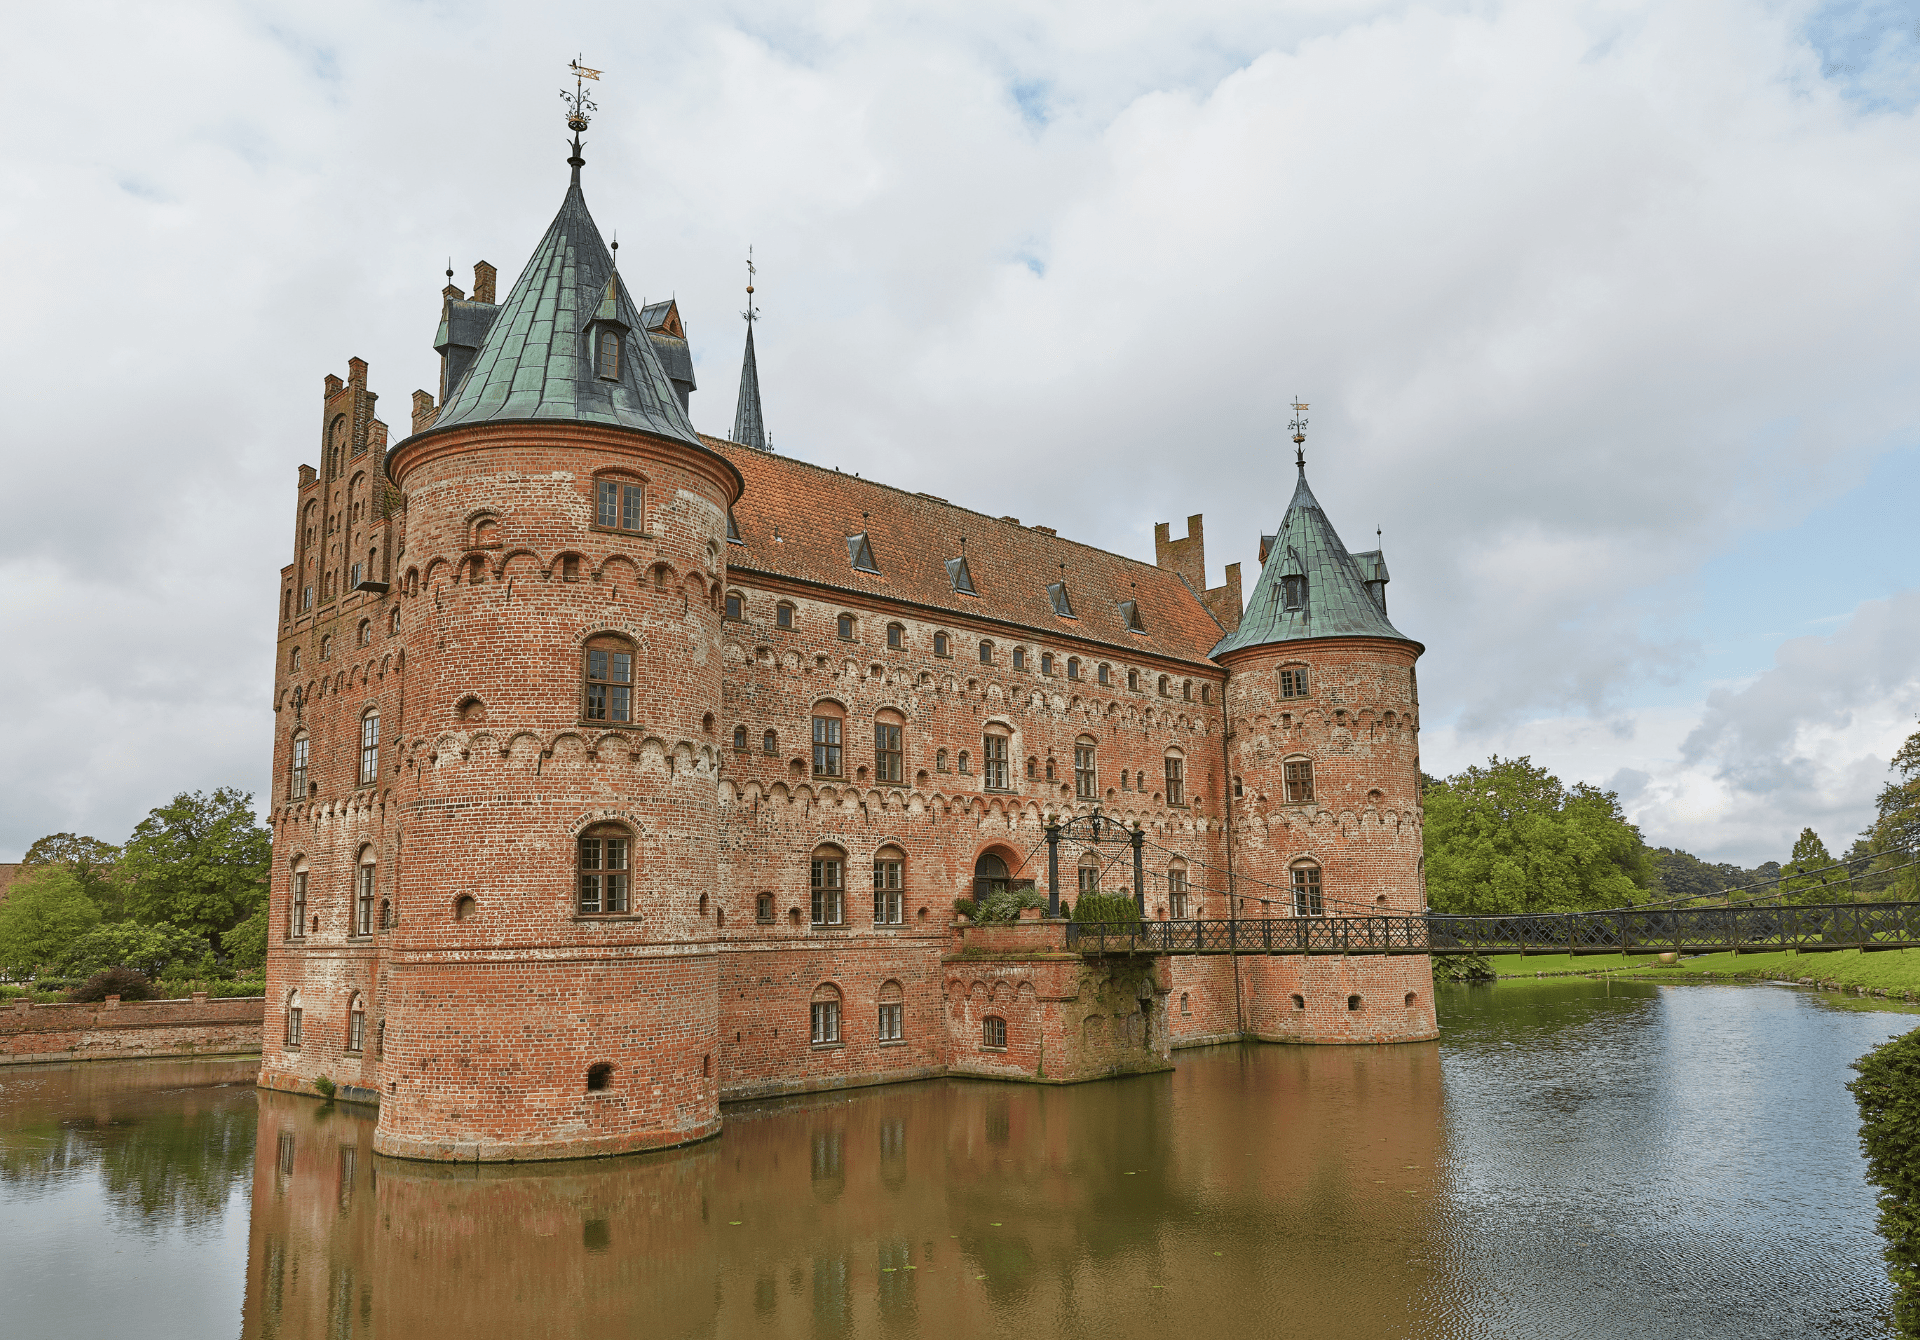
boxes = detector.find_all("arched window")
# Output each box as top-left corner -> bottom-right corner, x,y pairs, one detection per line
388,606 -> 400,635
379,897 -> 391,930
958,749 -> 971,775
836,613 -> 856,640
1121,770 -> 1131,791
1135,770 -> 1145,792
320,634 -> 332,662
1074,736 -> 1097,799
755,892 -> 775,923
1038,651 -> 1052,676
886,622 -> 904,650
1284,756 -> 1314,804
978,640 -> 993,665
1168,860 -> 1189,919
933,631 -> 950,657
982,1016 -> 1007,1050
583,635 -> 634,723
936,748 -> 949,773
578,823 -> 632,915
1183,679 -> 1192,701
1012,647 -> 1027,672
1280,666 -> 1310,699
810,983 -> 842,1045
811,702 -> 845,777
347,994 -> 366,1053
1067,657 -> 1080,681
597,478 -> 644,533
283,990 -> 304,1048
587,1062 -> 614,1091
1200,684 -> 1211,704
725,590 -> 743,620
874,710 -> 904,784
982,729 -> 1010,790
1158,675 -> 1169,696
1098,663 -> 1111,686
1026,757 -> 1037,781
1181,992 -> 1191,1015
357,619 -> 371,648
973,851 -> 1009,902
289,733 -> 309,800
289,858 -> 308,939
763,729 -> 777,755
359,709 -> 380,786
733,724 -> 748,751
597,329 -> 621,379
874,846 -> 905,924
454,895 -> 476,920
1044,757 -> 1056,782
1347,994 -> 1363,1012
776,602 -> 794,629
877,980 -> 904,1041
811,846 -> 846,926
1164,749 -> 1185,806
1291,861 -> 1324,917
1127,668 -> 1140,692
289,646 -> 302,673
1282,574 -> 1308,611
1077,851 -> 1100,895
354,848 -> 376,937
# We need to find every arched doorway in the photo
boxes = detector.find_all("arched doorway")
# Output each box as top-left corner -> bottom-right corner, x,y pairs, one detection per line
973,852 -> 1010,903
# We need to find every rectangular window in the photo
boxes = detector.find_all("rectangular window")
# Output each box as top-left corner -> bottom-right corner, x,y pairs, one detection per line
350,562 -> 363,588
359,713 -> 380,786
586,647 -> 633,722
811,1000 -> 841,1045
598,330 -> 620,379
1077,866 -> 1099,894
982,734 -> 1009,790
812,717 -> 842,777
289,737 -> 308,800
579,836 -> 631,914
304,585 -> 314,611
877,1003 -> 903,1042
355,865 -> 374,937
597,479 -> 619,529
982,1016 -> 1007,1049
1169,870 -> 1188,919
1292,865 -> 1324,917
286,1007 -> 302,1048
725,592 -> 743,620
347,1011 -> 365,1053
1284,760 -> 1314,804
1280,667 -> 1310,699
777,604 -> 793,629
811,858 -> 844,925
1074,745 -> 1096,799
875,722 -> 902,784
622,484 -> 643,532
1165,757 -> 1184,806
874,859 -> 903,924
290,872 -> 307,938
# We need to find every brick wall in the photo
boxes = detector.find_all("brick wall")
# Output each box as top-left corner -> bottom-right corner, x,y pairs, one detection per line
0,995 -> 265,1064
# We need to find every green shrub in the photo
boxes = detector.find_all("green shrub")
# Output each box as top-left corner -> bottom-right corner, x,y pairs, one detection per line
975,885 -> 1046,923
313,1074 -> 338,1100
153,977 -> 265,1000
1069,892 -> 1141,925
1434,954 -> 1496,983
1851,1025 -> 1920,1338
62,921 -> 207,980
951,898 -> 977,921
69,967 -> 158,1002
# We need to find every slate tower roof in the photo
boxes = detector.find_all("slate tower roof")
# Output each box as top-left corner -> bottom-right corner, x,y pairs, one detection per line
732,322 -> 767,450
430,181 -> 702,447
1211,463 -> 1416,657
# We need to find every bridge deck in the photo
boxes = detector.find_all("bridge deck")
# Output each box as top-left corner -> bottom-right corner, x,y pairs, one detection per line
1065,901 -> 1920,957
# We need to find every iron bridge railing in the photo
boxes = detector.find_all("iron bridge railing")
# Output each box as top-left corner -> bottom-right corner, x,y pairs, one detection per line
1062,900 -> 1920,957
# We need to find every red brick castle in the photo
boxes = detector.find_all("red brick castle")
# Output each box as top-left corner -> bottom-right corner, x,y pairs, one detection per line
261,117 -> 1435,1161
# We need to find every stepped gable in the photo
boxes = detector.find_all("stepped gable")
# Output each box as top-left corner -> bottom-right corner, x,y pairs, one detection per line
710,437 -> 1223,665
1211,466 -> 1417,657
429,182 -> 702,447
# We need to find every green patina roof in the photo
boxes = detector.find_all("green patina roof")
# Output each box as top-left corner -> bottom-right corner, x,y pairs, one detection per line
432,182 -> 701,446
1211,466 -> 1416,657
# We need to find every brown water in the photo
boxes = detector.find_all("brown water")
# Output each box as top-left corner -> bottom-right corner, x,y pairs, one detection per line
0,981 -> 1909,1338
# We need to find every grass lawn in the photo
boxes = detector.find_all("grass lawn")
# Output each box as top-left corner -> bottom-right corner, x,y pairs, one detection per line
1478,947 -> 1920,996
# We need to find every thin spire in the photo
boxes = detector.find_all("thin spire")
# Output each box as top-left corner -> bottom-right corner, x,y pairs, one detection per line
1290,397 -> 1309,474
732,247 -> 768,450
562,56 -> 601,187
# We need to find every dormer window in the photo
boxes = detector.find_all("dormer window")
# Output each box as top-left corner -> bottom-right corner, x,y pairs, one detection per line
727,510 -> 743,544
597,330 -> 620,380
1282,574 -> 1308,611
1117,599 -> 1145,633
1047,581 -> 1075,619
946,556 -> 977,595
848,532 -> 879,574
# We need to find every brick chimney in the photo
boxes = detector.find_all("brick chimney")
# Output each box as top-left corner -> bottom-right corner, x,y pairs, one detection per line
472,261 -> 497,305
412,390 -> 438,435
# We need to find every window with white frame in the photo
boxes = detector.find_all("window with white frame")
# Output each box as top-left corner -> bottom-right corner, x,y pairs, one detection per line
873,848 -> 904,924
359,710 -> 379,786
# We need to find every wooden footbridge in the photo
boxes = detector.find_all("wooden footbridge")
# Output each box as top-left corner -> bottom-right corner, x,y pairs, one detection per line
1064,901 -> 1920,957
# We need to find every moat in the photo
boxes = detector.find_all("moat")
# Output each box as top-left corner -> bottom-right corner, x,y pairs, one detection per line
1,981 -> 1910,1339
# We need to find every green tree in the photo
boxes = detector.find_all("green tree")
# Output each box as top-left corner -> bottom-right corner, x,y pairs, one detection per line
220,906 -> 269,973
1871,720 -> 1920,900
119,789 -> 270,940
1781,827 -> 1851,903
62,922 -> 209,980
1850,1025 -> 1920,1338
21,831 -> 127,920
1423,756 -> 1651,915
0,868 -> 102,979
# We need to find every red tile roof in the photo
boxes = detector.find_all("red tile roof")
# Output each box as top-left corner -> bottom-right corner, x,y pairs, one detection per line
708,437 -> 1225,668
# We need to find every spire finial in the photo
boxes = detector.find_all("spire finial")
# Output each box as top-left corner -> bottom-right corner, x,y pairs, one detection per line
732,246 -> 769,450
562,56 -> 601,186
1289,397 -> 1309,473
742,246 -> 758,325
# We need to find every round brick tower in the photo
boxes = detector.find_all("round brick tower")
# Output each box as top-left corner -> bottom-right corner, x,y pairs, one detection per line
366,161 -> 740,1160
1216,457 -> 1437,1044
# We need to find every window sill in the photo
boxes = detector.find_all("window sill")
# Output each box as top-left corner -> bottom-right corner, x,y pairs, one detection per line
877,1038 -> 906,1047
344,1049 -> 362,1058
572,914 -> 643,923
588,525 -> 653,539
811,1041 -> 844,1051
577,719 -> 636,729
980,1045 -> 1008,1053
809,923 -> 850,933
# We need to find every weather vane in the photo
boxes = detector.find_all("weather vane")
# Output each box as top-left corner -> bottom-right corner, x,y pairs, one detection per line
1289,397 -> 1309,470
562,57 -> 601,185
742,246 -> 758,325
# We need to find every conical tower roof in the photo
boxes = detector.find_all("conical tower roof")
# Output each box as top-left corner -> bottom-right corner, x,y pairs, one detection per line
431,182 -> 701,446
1211,466 -> 1416,657
732,322 -> 767,450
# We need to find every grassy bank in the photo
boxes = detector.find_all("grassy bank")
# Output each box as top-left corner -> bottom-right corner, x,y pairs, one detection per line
1478,947 -> 1920,998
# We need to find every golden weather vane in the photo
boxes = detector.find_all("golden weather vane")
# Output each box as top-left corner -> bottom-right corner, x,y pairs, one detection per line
1289,398 -> 1309,469
562,56 -> 601,131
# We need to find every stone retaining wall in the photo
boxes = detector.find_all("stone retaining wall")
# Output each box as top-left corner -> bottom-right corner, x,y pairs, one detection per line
0,994 -> 265,1065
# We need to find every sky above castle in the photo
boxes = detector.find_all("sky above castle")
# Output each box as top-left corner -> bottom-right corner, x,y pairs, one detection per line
2,0 -> 1917,867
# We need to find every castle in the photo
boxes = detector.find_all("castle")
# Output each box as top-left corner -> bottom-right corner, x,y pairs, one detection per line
261,124 -> 1434,1162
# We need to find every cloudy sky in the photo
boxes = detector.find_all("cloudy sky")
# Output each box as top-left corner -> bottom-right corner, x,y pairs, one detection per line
2,0 -> 1917,866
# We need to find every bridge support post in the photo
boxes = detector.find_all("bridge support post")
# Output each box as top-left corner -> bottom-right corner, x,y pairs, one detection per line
1046,818 -> 1060,918
1131,823 -> 1145,920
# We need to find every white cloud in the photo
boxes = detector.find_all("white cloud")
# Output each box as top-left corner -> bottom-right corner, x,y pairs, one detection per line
1,0 -> 1917,858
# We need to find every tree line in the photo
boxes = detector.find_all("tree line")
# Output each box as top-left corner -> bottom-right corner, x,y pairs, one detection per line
1423,718 -> 1920,915
0,788 -> 269,988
